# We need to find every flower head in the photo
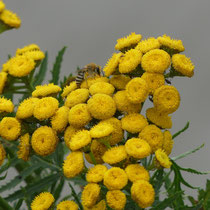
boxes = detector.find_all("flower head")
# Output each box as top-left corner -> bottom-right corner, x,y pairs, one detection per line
153,85 -> 180,114
121,113 -> 148,134
33,97 -> 59,121
31,126 -> 58,156
139,124 -> 163,153
61,81 -> 77,98
103,167 -> 128,190
172,54 -> 194,77
90,123 -> 113,139
131,180 -> 155,208
51,106 -> 69,132
102,145 -> 127,165
119,49 -> 142,73
0,9 -> 21,28
125,138 -> 151,159
162,130 -> 174,155
141,49 -> 171,74
106,190 -> 126,210
81,183 -> 101,208
57,200 -> 79,210
17,133 -> 30,161
125,164 -> 149,182
31,192 -> 55,210
110,75 -> 131,90
64,125 -> 81,148
68,103 -> 92,127
103,53 -> 123,76
32,83 -> 61,97
63,151 -> 84,178
0,1 -> 5,12
0,72 -> 7,94
86,164 -> 108,183
87,94 -> 116,120
146,107 -> 172,129
0,117 -> 21,141
0,143 -> 6,166
135,37 -> 160,53
115,32 -> 142,51
89,82 -> 115,96
155,148 -> 172,168
80,76 -> 109,89
125,77 -> 149,104
65,88 -> 89,108
0,97 -> 14,113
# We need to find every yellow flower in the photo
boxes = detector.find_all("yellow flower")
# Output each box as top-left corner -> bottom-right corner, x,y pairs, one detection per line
110,75 -> 131,90
141,72 -> 165,95
0,97 -> 14,113
106,190 -> 126,210
69,130 -> 91,151
81,183 -> 101,208
172,54 -> 194,77
146,107 -> 172,129
135,37 -> 160,54
0,143 -> 6,166
63,151 -> 84,178
32,83 -> 61,98
57,200 -> 79,210
153,85 -> 180,114
99,118 -> 123,145
83,200 -> 106,210
61,81 -> 77,98
121,113 -> 148,134
31,126 -> 58,156
0,117 -> 21,141
119,49 -> 142,73
131,180 -> 155,208
80,76 -> 109,89
1,58 -> 13,72
87,94 -> 116,120
125,77 -> 149,104
17,133 -> 30,161
31,192 -> 55,210
65,88 -> 89,108
90,123 -> 113,139
157,34 -> 185,52
0,1 -> 5,12
51,106 -> 69,132
115,32 -> 142,51
8,55 -> 35,77
125,138 -> 151,159
102,145 -> 127,165
139,125 -> 163,153
0,72 -> 7,94
104,167 -> 128,190
33,97 -> 59,121
85,140 -> 107,164
68,103 -> 92,127
155,148 -> 172,168
114,90 -> 142,114
86,164 -> 108,183
162,130 -> 174,155
141,49 -> 171,74
0,9 -> 21,28
89,82 -> 115,96
125,164 -> 149,182
64,125 -> 81,148
103,52 -> 123,76
16,98 -> 39,119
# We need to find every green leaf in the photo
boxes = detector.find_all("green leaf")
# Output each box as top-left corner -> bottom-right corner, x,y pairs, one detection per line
14,198 -> 24,210
0,164 -> 40,193
5,173 -> 60,201
33,52 -> 48,86
0,196 -> 13,210
0,156 -> 21,174
176,165 -> 210,175
0,173 -> 7,181
53,177 -> 65,201
53,142 -> 64,167
50,47 -> 67,85
172,121 -> 190,139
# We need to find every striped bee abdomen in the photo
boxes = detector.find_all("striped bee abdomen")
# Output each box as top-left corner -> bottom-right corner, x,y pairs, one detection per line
75,70 -> 85,87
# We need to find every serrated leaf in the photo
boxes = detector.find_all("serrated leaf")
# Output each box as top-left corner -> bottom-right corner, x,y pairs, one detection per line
172,121 -> 190,139
53,142 -> 64,167
50,47 -> 67,85
177,165 -> 210,175
0,173 -> 7,181
54,177 -> 65,201
5,173 -> 60,201
0,164 -> 40,193
33,52 -> 48,86
0,156 -> 21,174
14,198 -> 24,210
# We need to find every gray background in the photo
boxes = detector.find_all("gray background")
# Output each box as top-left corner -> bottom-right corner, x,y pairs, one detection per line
1,0 -> 210,201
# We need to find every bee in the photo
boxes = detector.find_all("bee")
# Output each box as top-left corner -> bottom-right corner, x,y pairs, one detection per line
75,63 -> 102,87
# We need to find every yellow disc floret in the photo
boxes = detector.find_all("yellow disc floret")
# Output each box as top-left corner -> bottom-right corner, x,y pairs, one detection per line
17,133 -> 30,161
61,81 -> 77,98
31,126 -> 58,156
0,9 -> 21,28
141,49 -> 171,74
0,97 -> 14,113
0,72 -> 7,94
64,125 -> 81,148
0,1 -> 5,12
155,148 -> 172,168
110,75 -> 131,90
0,143 -> 6,166
89,82 -> 115,96
106,190 -> 126,210
172,54 -> 194,77
90,123 -> 113,139
0,117 -> 21,141
162,130 -> 174,155
57,200 -> 79,210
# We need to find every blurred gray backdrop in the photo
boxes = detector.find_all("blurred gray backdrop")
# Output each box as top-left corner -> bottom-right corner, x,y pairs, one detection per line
1,0 -> 210,200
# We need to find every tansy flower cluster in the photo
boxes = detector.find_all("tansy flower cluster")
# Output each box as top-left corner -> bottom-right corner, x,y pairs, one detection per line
0,33 -> 195,209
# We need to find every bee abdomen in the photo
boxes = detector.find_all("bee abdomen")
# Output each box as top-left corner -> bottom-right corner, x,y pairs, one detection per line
75,71 -> 85,87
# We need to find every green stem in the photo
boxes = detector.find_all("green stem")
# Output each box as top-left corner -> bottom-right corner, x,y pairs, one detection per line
172,121 -> 190,139
13,91 -> 30,94
89,151 -> 97,165
0,196 -> 13,210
